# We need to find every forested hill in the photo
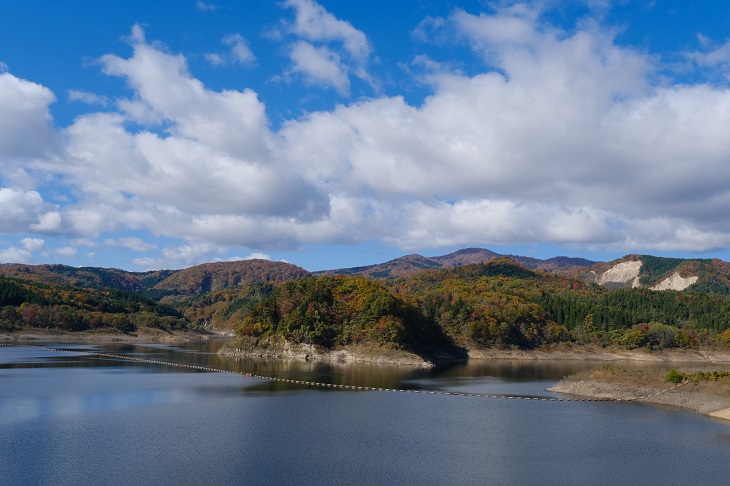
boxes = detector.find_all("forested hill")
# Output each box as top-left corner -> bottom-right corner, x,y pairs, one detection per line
152,260 -> 311,296
0,277 -> 188,333
0,263 -> 173,291
4,251 -> 730,357
0,259 -> 310,296
5,249 -> 729,296
190,258 -> 730,355
575,255 -> 730,293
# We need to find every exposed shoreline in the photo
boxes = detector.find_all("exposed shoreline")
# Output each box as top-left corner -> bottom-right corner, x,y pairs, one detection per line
548,364 -> 730,423
0,329 -> 218,344
467,346 -> 730,363
218,338 -> 435,367
5,330 -> 730,364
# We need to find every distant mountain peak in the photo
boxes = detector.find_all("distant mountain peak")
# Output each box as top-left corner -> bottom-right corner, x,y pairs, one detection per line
320,247 -> 595,279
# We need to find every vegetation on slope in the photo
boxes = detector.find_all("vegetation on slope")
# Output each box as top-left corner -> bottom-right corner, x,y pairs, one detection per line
153,259 -> 311,296
229,275 -> 446,352
0,277 -> 190,333
4,255 -> 730,355
385,258 -> 730,350
0,264 -> 173,291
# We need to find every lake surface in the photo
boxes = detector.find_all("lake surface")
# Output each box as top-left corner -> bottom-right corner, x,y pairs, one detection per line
2,341 -> 730,486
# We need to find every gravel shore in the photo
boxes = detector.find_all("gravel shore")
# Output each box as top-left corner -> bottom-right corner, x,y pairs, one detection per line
549,364 -> 730,422
0,329 -> 214,343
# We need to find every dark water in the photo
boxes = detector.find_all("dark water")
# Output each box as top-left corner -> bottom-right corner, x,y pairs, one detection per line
2,342 -> 730,486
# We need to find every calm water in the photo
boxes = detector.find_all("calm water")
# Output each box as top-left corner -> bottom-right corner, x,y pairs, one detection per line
2,341 -> 730,486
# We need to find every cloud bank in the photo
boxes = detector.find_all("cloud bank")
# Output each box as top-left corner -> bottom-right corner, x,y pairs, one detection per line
1,1 -> 730,268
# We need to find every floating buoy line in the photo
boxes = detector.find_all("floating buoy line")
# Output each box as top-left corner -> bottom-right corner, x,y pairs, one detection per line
0,343 -> 685,403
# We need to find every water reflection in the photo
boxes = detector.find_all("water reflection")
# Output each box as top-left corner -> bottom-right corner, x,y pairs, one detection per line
3,341 -> 730,486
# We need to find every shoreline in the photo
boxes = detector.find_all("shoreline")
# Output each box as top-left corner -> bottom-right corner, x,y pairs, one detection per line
218,339 -> 435,367
467,346 -> 730,362
0,329 -> 219,344
4,330 -> 730,364
4,330 -> 730,422
548,364 -> 730,423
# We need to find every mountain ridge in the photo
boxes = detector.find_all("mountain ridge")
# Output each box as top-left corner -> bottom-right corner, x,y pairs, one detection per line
2,249 -> 730,295
317,247 -> 596,280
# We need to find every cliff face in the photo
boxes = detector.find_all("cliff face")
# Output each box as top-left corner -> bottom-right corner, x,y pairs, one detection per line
583,255 -> 727,293
650,272 -> 698,291
594,261 -> 642,288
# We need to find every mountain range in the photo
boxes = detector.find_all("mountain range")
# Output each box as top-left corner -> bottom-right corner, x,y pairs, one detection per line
2,247 -> 729,296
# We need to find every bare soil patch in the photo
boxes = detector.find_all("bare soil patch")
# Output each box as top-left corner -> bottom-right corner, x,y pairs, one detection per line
550,364 -> 730,420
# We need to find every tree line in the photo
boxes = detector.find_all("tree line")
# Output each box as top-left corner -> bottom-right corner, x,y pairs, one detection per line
4,258 -> 730,351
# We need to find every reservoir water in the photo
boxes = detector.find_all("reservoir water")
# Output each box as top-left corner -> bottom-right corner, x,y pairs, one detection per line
2,341 -> 730,485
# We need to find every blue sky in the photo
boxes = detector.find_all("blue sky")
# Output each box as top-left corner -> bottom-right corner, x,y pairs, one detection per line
2,0 -> 730,271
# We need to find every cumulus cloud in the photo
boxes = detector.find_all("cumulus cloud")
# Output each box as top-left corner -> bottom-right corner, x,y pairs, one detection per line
283,0 -> 370,61
5,5 -> 730,269
0,72 -> 60,160
20,237 -> 45,252
289,41 -> 350,94
281,0 -> 373,94
278,4 -> 730,254
133,242 -> 224,270
0,246 -> 32,264
59,25 -> 329,239
0,237 -> 44,264
205,33 -> 255,67
0,188 -> 60,233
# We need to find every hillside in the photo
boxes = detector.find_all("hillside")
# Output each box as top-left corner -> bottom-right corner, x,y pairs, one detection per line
0,263 -> 173,291
0,276 -> 189,333
153,259 -> 311,296
225,258 -> 730,355
578,255 -> 730,293
0,260 -> 310,297
3,249 -> 729,299
5,254 -> 730,358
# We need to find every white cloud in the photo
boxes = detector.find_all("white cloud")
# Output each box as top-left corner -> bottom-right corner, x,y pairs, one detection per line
205,34 -> 255,67
283,0 -> 370,61
54,246 -> 78,257
105,237 -> 157,252
204,52 -> 226,67
0,72 -> 60,160
687,37 -> 730,80
62,26 -> 328,230
133,242 -> 224,269
226,252 -> 272,261
224,34 -> 255,65
0,246 -> 32,264
281,0 -> 373,94
20,237 -> 45,252
276,5 -> 730,254
7,9 -> 730,267
0,188 -> 59,233
30,211 -> 63,232
288,41 -> 350,95
68,89 -> 109,106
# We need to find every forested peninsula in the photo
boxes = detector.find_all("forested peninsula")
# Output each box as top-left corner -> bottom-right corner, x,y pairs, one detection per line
4,250 -> 730,365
